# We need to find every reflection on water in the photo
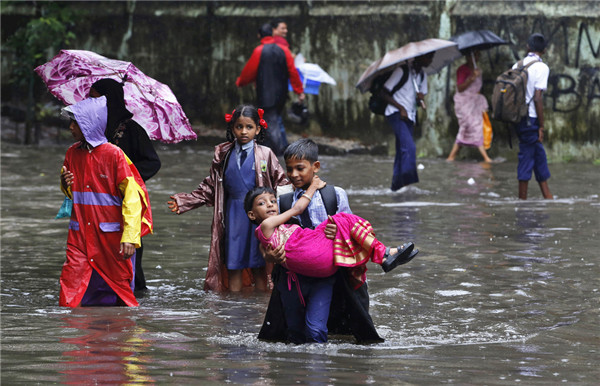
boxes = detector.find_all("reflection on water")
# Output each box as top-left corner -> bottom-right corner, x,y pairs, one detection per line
1,143 -> 599,384
60,308 -> 153,384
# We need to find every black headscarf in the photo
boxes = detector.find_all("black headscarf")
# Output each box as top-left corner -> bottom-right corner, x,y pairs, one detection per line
90,78 -> 134,139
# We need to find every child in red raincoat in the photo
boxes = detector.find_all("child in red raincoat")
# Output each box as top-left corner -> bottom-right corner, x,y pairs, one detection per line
59,96 -> 152,307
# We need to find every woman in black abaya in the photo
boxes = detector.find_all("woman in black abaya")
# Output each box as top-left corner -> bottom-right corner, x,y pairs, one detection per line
90,78 -> 161,292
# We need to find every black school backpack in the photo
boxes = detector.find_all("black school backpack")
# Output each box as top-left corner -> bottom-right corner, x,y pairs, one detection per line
368,64 -> 410,115
279,185 -> 338,227
491,59 -> 539,124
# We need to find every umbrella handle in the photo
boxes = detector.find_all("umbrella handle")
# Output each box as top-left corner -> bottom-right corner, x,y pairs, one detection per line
411,72 -> 420,94
471,51 -> 477,70
411,73 -> 426,109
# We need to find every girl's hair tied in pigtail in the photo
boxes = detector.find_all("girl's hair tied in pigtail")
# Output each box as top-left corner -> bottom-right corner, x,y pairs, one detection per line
256,108 -> 267,129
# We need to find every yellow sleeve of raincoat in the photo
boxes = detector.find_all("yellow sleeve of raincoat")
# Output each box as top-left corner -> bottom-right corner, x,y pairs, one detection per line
119,176 -> 143,248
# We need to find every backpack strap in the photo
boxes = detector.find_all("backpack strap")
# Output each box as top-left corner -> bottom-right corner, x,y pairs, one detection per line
279,185 -> 338,217
518,58 -> 540,71
375,64 -> 410,114
519,58 -> 541,108
279,192 -> 293,213
319,184 -> 338,217
388,64 -> 410,95
516,59 -> 525,69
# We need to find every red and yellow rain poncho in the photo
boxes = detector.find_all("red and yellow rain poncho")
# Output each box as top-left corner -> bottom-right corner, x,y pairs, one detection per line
59,96 -> 152,307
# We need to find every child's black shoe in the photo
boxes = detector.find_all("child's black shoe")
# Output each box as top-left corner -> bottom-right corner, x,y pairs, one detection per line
381,242 -> 417,273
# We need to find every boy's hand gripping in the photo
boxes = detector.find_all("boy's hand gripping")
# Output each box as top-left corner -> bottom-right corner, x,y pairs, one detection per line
261,243 -> 286,264
324,215 -> 337,240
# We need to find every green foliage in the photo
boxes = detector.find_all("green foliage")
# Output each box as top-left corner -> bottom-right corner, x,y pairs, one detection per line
36,101 -> 60,121
561,154 -> 573,163
6,2 -> 77,86
3,1 -> 78,143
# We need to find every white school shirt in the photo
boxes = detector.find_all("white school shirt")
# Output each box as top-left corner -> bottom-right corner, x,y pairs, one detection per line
383,64 -> 428,122
512,53 -> 549,118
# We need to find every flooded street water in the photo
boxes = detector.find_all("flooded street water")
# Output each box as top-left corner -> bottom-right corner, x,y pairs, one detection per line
1,141 -> 599,384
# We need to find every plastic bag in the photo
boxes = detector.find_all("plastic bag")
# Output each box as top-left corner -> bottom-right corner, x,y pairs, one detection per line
483,111 -> 493,150
55,197 -> 73,219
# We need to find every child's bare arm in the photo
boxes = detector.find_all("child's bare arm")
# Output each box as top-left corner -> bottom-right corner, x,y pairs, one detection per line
533,89 -> 545,142
260,176 -> 326,238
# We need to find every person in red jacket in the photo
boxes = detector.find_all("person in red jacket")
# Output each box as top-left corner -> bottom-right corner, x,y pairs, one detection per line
236,24 -> 304,156
59,96 -> 153,307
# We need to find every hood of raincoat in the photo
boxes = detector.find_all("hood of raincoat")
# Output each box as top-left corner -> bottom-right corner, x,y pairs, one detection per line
62,96 -> 108,148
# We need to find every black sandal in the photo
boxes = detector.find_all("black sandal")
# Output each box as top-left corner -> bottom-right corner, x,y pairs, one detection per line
381,242 -> 417,273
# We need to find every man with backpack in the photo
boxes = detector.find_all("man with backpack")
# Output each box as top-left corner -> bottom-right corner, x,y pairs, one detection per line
512,33 -> 553,200
380,53 -> 434,192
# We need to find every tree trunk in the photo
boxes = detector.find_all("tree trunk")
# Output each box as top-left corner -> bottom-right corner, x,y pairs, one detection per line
25,75 -> 35,145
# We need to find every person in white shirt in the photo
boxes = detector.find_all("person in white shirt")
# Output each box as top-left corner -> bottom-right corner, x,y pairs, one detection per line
512,33 -> 553,200
381,52 -> 433,192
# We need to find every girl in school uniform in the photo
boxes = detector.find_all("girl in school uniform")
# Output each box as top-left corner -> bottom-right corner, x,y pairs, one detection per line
167,104 -> 289,292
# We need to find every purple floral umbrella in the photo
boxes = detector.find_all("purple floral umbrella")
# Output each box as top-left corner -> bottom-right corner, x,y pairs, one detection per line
35,49 -> 197,143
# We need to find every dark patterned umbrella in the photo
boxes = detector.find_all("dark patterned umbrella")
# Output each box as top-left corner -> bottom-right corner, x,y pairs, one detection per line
356,38 -> 461,93
450,30 -> 508,52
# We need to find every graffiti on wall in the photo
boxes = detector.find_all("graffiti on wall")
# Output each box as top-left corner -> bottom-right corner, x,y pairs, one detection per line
550,22 -> 600,113
525,20 -> 598,113
450,19 -> 599,115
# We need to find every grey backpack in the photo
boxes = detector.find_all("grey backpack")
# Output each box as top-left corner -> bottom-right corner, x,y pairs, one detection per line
491,59 -> 538,123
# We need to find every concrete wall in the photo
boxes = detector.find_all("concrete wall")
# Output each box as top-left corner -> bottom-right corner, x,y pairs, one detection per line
2,1 -> 599,159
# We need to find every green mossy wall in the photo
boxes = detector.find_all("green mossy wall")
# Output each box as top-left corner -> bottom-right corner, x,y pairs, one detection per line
2,1 -> 599,159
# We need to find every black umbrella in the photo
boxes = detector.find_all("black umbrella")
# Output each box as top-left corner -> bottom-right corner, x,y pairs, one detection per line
450,30 -> 508,52
450,30 -> 508,69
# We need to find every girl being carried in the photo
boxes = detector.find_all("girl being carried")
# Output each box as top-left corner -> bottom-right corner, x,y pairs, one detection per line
245,176 -> 418,288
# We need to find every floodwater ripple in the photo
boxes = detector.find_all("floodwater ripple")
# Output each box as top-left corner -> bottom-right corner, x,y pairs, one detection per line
1,143 -> 598,384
